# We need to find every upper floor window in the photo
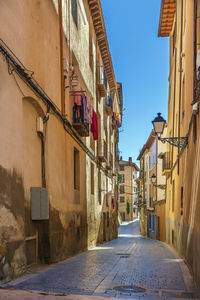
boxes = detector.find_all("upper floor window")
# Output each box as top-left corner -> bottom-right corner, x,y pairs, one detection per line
120,166 -> 124,171
120,185 -> 124,194
74,148 -> 80,190
71,0 -> 78,28
119,174 -> 125,183
120,196 -> 125,203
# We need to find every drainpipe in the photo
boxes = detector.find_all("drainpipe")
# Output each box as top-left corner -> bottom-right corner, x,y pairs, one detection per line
171,49 -> 177,184
178,0 -> 184,174
58,0 -> 65,115
39,133 -> 46,188
37,110 -> 50,263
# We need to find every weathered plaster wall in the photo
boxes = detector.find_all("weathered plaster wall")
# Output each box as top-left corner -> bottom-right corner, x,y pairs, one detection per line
165,0 -> 200,287
0,0 -> 87,281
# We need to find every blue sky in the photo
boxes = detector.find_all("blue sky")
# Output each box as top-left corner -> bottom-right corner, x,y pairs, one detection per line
101,0 -> 169,165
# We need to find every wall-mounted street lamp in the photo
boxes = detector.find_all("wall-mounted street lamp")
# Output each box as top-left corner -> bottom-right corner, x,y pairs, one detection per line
152,113 -> 188,149
137,194 -> 146,207
151,174 -> 166,190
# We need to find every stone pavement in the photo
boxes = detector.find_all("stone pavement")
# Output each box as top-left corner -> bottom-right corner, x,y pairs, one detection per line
1,219 -> 200,299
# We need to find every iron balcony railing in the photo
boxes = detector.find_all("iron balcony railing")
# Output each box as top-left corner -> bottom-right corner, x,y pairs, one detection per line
105,95 -> 113,109
97,66 -> 107,97
72,99 -> 89,136
105,96 -> 113,116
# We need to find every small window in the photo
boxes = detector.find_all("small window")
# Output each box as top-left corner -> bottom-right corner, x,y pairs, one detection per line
89,22 -> 93,72
120,196 -> 125,203
172,229 -> 174,244
120,166 -> 124,171
181,186 -> 183,216
120,185 -> 124,194
119,174 -> 125,183
172,180 -> 175,212
71,0 -> 78,28
74,148 -> 80,190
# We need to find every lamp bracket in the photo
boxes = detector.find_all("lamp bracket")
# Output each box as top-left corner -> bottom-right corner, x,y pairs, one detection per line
158,136 -> 188,149
153,183 -> 166,190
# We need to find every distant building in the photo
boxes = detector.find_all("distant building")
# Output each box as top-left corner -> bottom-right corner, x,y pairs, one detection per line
118,157 -> 139,222
137,128 -> 167,241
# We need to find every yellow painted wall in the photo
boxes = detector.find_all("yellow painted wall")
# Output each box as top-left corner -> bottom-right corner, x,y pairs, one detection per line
163,0 -> 200,286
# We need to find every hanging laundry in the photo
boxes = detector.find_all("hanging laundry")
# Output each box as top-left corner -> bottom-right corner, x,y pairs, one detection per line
73,92 -> 82,106
115,113 -> 120,121
83,96 -> 90,124
91,109 -> 98,140
111,198 -> 115,209
73,93 -> 82,123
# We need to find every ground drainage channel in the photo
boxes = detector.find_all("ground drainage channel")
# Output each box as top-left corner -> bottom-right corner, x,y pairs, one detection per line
108,284 -> 149,296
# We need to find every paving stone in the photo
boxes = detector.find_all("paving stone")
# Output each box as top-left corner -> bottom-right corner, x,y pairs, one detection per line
2,220 -> 200,299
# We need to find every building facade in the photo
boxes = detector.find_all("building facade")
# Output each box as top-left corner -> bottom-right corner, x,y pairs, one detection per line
0,0 -> 122,281
138,129 -> 166,241
158,0 -> 200,286
118,157 -> 139,222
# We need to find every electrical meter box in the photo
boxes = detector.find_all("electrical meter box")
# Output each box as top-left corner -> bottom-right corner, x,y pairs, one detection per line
30,187 -> 49,220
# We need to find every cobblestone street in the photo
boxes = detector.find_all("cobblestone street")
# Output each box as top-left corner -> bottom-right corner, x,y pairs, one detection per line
1,220 -> 200,299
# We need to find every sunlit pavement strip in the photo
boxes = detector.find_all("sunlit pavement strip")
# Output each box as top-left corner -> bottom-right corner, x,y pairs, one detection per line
1,219 -> 200,299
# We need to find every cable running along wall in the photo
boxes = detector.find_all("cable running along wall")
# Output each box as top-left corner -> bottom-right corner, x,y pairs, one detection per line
0,38 -> 113,178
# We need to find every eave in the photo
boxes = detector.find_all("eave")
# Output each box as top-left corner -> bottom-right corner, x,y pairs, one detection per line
88,0 -> 116,90
158,0 -> 176,37
137,130 -> 156,160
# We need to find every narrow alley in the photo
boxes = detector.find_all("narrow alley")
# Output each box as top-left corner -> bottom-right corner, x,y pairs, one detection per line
1,220 -> 200,299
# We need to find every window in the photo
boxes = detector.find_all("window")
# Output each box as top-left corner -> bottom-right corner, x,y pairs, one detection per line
74,148 -> 80,190
89,21 -> 93,72
120,196 -> 125,203
119,174 -> 125,183
91,163 -> 94,195
172,180 -> 175,212
120,166 -> 124,171
71,0 -> 78,28
120,185 -> 124,194
181,186 -> 183,216
172,229 -> 174,244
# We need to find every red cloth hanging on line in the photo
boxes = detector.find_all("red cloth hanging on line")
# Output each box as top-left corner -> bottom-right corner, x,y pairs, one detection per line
91,109 -> 98,140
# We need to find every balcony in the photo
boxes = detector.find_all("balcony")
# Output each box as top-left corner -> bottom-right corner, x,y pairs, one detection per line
112,113 -> 121,128
162,152 -> 172,176
105,96 -> 113,115
72,94 -> 89,137
112,113 -> 117,129
97,66 -> 107,97
97,139 -> 107,162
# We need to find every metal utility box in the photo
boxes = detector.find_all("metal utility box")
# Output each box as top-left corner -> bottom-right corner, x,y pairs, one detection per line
30,187 -> 49,220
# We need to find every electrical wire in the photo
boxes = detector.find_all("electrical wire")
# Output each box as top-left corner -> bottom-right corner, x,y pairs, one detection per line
0,38 -> 116,179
